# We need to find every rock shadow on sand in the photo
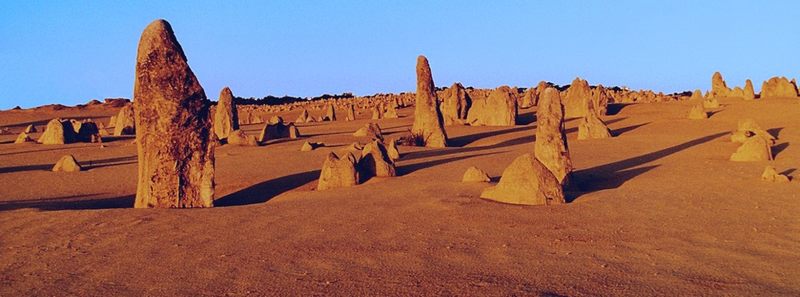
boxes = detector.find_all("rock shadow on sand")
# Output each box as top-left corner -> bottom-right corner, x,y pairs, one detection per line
0,193 -> 134,211
568,131 -> 728,202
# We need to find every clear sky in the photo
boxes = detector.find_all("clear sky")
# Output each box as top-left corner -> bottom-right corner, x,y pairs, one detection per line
1,0 -> 798,109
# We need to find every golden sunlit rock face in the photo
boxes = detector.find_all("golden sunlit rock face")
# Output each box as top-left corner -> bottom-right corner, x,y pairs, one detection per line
411,55 -> 448,148
133,19 -> 215,208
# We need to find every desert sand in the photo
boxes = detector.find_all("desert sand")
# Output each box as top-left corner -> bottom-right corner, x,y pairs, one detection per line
1,92 -> 799,295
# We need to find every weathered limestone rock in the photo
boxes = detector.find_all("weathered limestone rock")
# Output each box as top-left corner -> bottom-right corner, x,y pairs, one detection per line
688,103 -> 708,120
359,140 -> 396,178
259,122 -> 299,143
535,88 -> 572,185
108,115 -> 117,128
761,166 -> 790,182
114,104 -> 136,136
214,87 -> 239,140
520,87 -> 537,109
69,119 -> 82,134
690,89 -> 704,100
24,124 -> 37,133
729,87 -> 745,99
133,19 -> 215,208
577,111 -> 612,140
52,155 -> 82,172
296,109 -> 310,123
371,105 -> 383,120
346,105 -> 356,121
383,105 -> 399,119
323,103 -> 336,121
410,55 -> 448,147
703,97 -> 720,109
591,85 -> 610,116
730,119 -> 775,145
743,79 -> 755,100
76,120 -> 102,143
730,135 -> 773,162
38,118 -> 76,145
761,76 -> 798,98
442,82 -> 471,125
386,138 -> 400,161
711,71 -> 731,98
353,123 -> 383,140
462,166 -> 490,183
228,129 -> 259,146
300,141 -> 324,152
563,77 -> 591,118
14,132 -> 33,144
480,153 -> 565,205
317,152 -> 359,190
466,86 -> 517,126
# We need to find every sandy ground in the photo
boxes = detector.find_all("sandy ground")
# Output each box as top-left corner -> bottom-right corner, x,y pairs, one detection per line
0,98 -> 798,296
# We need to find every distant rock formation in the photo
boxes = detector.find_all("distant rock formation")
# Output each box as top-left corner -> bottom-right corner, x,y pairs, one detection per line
259,119 -> 300,143
442,82 -> 471,125
761,77 -> 798,99
214,87 -> 239,140
591,84 -> 610,116
711,71 -> 731,98
324,103 -> 336,121
743,79 -> 755,100
353,123 -> 383,140
113,104 -> 136,136
133,19 -> 215,208
228,129 -> 259,146
466,85 -> 517,126
563,77 -> 591,118
346,105 -> 356,121
687,103 -> 708,120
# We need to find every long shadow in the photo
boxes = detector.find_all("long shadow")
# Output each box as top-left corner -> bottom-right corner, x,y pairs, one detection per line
0,194 -> 133,212
83,156 -> 137,170
707,110 -> 724,118
448,125 -> 534,147
402,133 -> 534,162
0,147 -> 67,156
767,127 -> 783,139
0,155 -> 137,174
397,151 -> 505,175
215,169 -> 321,206
612,122 -> 650,136
0,163 -> 53,174
517,111 -> 537,125
0,119 -> 53,130
100,135 -> 136,143
773,142 -> 789,157
606,103 -> 634,116
568,131 -> 729,202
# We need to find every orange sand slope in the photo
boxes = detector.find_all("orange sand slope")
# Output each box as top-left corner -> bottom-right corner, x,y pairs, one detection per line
0,97 -> 798,296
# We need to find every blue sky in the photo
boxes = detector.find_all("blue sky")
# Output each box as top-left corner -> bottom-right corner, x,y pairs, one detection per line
1,0 -> 798,108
